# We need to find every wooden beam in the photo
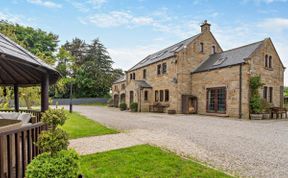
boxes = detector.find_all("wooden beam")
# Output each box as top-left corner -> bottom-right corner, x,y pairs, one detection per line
13,62 -> 41,82
41,74 -> 49,112
14,85 -> 19,112
5,60 -> 33,83
0,61 -> 17,83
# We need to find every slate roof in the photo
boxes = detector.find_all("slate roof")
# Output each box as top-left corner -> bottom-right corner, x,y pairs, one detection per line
113,75 -> 126,84
0,33 -> 60,85
134,80 -> 152,88
129,34 -> 201,71
193,40 -> 264,73
0,33 -> 58,72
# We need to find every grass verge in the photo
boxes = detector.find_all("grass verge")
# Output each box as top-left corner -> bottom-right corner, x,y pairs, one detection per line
61,111 -> 118,139
80,144 -> 232,178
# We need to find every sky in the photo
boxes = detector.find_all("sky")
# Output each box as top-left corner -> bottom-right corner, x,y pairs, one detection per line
0,0 -> 288,84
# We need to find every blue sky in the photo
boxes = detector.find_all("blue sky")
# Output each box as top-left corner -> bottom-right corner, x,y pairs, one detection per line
1,0 -> 288,84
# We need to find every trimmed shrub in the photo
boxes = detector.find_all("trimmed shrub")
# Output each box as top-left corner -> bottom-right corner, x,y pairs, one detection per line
119,103 -> 127,111
130,102 -> 138,112
41,108 -> 67,129
36,128 -> 69,154
25,150 -> 79,178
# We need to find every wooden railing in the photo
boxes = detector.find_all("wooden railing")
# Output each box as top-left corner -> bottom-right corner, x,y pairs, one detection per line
0,110 -> 42,123
0,122 -> 47,178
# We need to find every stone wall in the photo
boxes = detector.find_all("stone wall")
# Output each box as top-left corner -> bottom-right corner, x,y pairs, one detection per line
125,31 -> 223,113
250,38 -> 284,107
191,64 -> 250,119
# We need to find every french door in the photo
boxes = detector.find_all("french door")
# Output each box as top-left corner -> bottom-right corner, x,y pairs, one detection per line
207,87 -> 226,113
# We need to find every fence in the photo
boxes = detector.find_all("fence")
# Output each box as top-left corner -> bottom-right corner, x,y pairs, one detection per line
0,122 -> 47,178
52,98 -> 108,105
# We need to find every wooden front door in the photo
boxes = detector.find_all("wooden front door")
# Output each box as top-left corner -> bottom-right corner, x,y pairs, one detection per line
182,95 -> 197,114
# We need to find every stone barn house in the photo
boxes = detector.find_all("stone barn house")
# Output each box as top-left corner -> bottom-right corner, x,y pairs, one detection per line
112,21 -> 285,119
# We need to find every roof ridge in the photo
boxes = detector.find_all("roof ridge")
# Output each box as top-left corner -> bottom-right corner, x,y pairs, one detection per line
128,33 -> 201,71
222,39 -> 265,53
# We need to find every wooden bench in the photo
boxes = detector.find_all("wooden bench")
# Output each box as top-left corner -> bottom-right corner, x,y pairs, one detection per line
270,107 -> 287,119
149,103 -> 169,113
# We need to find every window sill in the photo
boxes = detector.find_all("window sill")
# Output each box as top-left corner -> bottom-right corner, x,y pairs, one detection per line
205,112 -> 228,117
264,67 -> 273,71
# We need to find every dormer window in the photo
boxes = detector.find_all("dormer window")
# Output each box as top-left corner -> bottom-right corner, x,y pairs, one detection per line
200,42 -> 204,53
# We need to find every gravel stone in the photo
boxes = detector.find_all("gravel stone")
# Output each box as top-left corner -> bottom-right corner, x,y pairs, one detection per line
64,105 -> 288,178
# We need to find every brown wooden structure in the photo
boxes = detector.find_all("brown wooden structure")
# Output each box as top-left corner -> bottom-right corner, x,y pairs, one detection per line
270,107 -> 288,119
0,33 -> 60,177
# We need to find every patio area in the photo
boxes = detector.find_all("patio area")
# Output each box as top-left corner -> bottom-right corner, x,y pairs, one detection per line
0,33 -> 60,177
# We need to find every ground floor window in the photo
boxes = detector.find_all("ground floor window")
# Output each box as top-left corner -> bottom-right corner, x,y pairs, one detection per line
144,91 -> 148,101
165,90 -> 169,102
206,87 -> 226,113
160,90 -> 164,102
155,90 -> 159,102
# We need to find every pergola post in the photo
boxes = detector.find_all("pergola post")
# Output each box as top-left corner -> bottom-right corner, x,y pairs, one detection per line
14,85 -> 19,112
41,74 -> 49,112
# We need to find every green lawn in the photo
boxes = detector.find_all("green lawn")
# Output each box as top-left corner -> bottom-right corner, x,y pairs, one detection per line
79,102 -> 107,107
80,145 -> 232,178
61,111 -> 118,139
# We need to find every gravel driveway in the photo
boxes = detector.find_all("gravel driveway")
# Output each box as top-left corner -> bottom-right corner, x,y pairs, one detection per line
65,105 -> 288,178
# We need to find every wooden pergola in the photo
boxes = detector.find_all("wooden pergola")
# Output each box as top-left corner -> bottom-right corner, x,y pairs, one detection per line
0,33 -> 60,112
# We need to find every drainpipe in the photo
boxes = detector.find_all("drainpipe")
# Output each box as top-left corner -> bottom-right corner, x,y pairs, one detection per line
239,64 -> 243,119
139,88 -> 142,112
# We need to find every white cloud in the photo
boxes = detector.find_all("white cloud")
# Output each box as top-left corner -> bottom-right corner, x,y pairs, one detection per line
0,11 -> 36,26
87,11 -> 155,27
88,0 -> 107,8
0,11 -> 23,23
258,18 -> 288,32
109,44 -> 164,70
27,0 -> 62,8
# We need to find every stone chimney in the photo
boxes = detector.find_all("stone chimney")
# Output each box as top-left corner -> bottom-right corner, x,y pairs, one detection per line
201,20 -> 211,33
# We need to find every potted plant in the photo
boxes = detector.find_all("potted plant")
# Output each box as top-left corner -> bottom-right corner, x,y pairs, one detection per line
249,75 -> 264,120
130,102 -> 138,112
261,99 -> 271,119
119,103 -> 127,111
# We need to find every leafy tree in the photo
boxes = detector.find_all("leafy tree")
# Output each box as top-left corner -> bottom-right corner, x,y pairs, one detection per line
62,38 -> 124,98
0,21 -> 59,109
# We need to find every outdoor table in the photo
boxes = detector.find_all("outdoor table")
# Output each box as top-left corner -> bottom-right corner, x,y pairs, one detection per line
0,119 -> 22,133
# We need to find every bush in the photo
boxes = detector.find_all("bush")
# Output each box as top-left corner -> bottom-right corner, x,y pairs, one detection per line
249,75 -> 265,114
41,108 -> 67,129
250,95 -> 262,114
107,98 -> 114,107
130,102 -> 138,112
26,150 -> 79,178
261,98 -> 271,113
119,103 -> 127,111
36,128 -> 69,154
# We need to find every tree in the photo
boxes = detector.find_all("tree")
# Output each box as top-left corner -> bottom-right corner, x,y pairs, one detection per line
62,38 -> 124,98
0,21 -> 59,108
